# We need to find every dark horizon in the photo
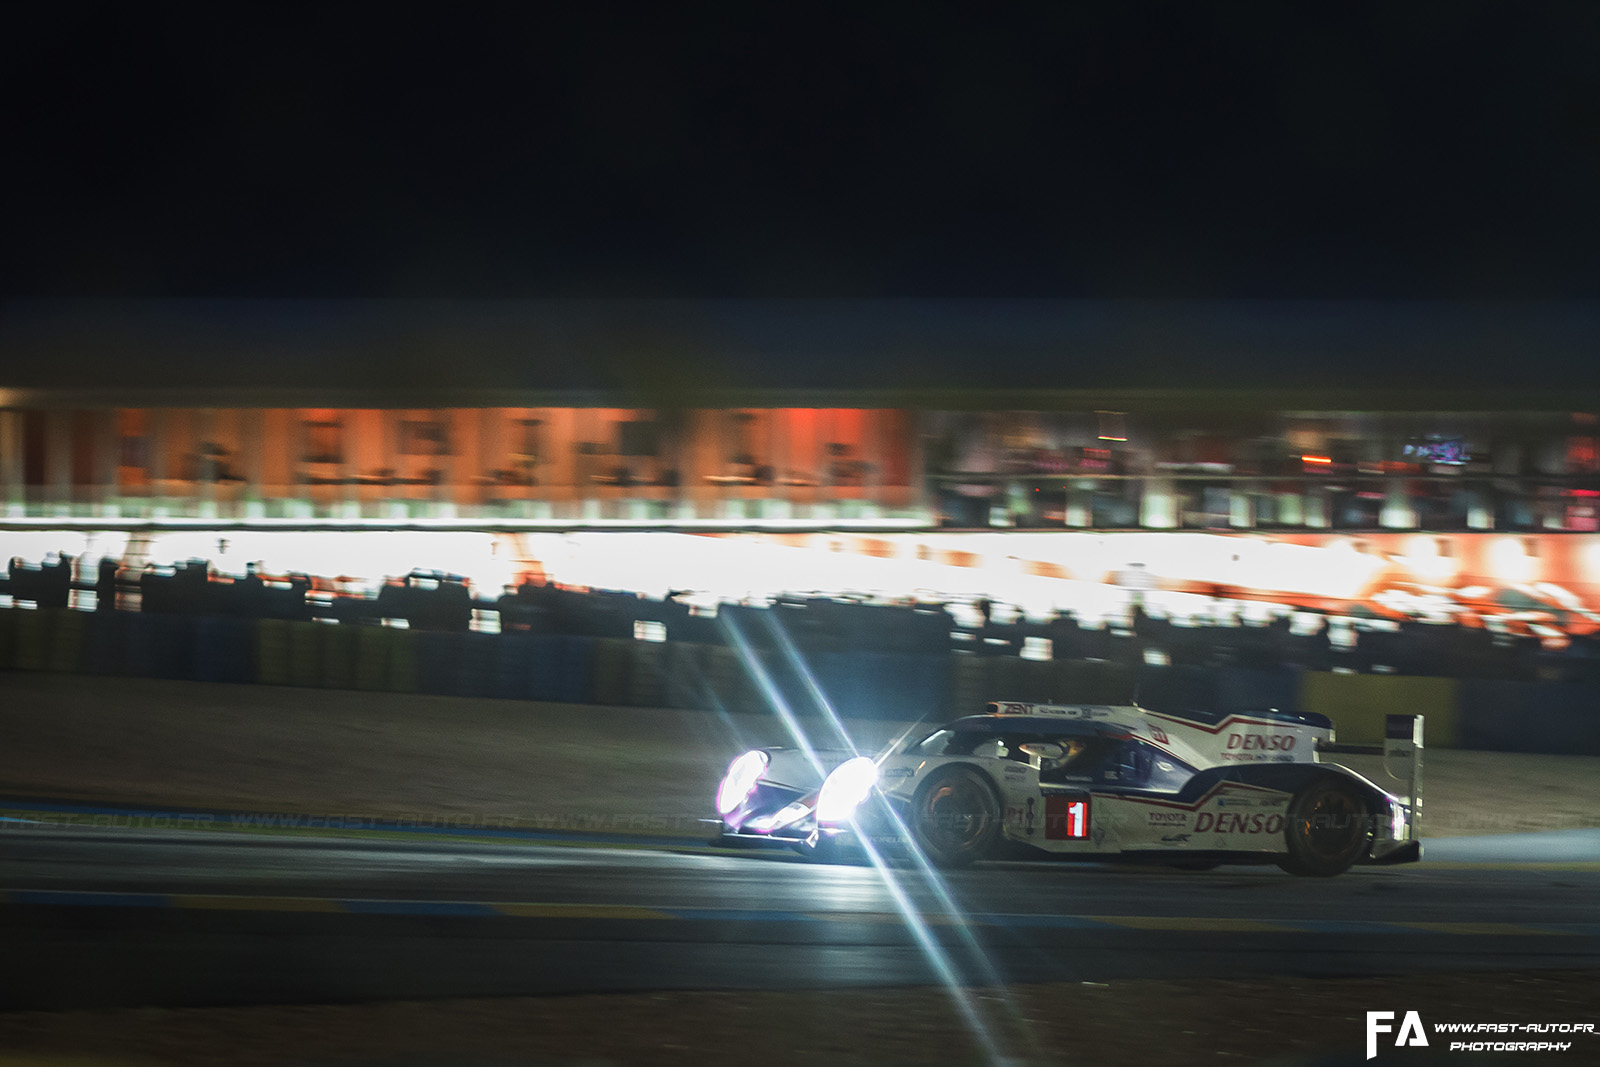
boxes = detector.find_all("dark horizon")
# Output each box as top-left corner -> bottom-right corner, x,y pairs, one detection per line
4,6 -> 1598,398
6,5 -> 1600,303
2,297 -> 1599,394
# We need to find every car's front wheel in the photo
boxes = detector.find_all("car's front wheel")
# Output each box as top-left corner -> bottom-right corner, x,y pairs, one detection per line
1277,776 -> 1371,877
910,765 -> 1002,868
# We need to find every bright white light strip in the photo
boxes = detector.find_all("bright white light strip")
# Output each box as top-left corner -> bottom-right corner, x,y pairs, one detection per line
719,611 -> 831,780
759,611 -> 861,755
848,830 -> 1017,1065
757,609 -> 1032,1063
720,606 -> 1024,1057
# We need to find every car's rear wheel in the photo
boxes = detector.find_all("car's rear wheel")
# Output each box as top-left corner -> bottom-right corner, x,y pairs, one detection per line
1277,776 -> 1371,877
910,765 -> 1001,868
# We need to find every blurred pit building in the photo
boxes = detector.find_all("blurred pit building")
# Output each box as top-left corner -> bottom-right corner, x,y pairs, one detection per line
0,300 -> 1596,534
1,388 -> 1596,534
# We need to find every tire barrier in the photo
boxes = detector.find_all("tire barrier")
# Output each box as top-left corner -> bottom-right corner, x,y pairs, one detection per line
7,608 -> 85,673
255,619 -> 292,687
591,637 -> 630,706
454,632 -> 499,699
699,643 -> 763,715
1036,658 -> 1090,706
693,646 -> 950,722
847,651 -> 945,721
947,655 -> 1140,718
517,634 -> 594,705
1133,664 -> 1217,712
287,621 -> 323,689
629,639 -> 669,709
412,630 -> 497,698
191,617 -> 253,685
584,636 -> 671,709
9,606 -> 1599,755
126,613 -> 194,680
1457,681 -> 1600,756
85,610 -> 129,676
662,641 -> 710,710
355,625 -> 390,692
318,623 -> 357,691
1129,666 -> 1303,716
984,656 -> 1029,705
521,634 -> 563,703
415,631 -> 459,696
12,606 -> 49,671
1216,666 -> 1303,716
0,607 -> 14,670
48,608 -> 87,674
946,652 -> 988,717
1299,671 -> 1459,747
386,627 -> 418,693
555,635 -> 595,705
490,632 -> 532,699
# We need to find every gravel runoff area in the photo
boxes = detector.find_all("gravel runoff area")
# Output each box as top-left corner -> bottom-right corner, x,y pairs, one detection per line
2,670 -> 1599,1067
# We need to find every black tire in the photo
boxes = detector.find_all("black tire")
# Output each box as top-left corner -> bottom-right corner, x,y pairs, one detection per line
910,765 -> 1002,868
1277,775 -> 1372,877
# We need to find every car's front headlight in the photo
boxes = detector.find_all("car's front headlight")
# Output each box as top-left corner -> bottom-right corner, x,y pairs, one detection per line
816,756 -> 879,825
717,750 -> 769,815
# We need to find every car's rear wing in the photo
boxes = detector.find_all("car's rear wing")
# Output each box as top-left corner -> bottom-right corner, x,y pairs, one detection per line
1315,714 -> 1424,836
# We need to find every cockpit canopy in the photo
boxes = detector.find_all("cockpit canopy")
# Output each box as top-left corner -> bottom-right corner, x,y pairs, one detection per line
909,715 -> 1194,791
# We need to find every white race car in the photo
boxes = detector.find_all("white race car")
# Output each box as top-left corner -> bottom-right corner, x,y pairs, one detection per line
714,701 -> 1422,876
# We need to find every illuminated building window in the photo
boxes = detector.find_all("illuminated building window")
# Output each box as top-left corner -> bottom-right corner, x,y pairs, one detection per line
617,419 -> 658,456
198,441 -> 239,483
513,418 -> 544,461
119,433 -> 147,469
304,420 -> 343,463
117,410 -> 147,470
729,411 -> 759,464
400,419 -> 451,456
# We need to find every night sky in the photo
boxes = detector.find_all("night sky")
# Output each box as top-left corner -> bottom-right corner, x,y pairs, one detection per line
4,3 -> 1599,389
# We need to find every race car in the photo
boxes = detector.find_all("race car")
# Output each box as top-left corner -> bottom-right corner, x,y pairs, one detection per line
713,701 -> 1422,876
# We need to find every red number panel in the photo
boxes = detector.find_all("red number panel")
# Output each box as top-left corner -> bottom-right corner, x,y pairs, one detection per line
1044,795 -> 1090,840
